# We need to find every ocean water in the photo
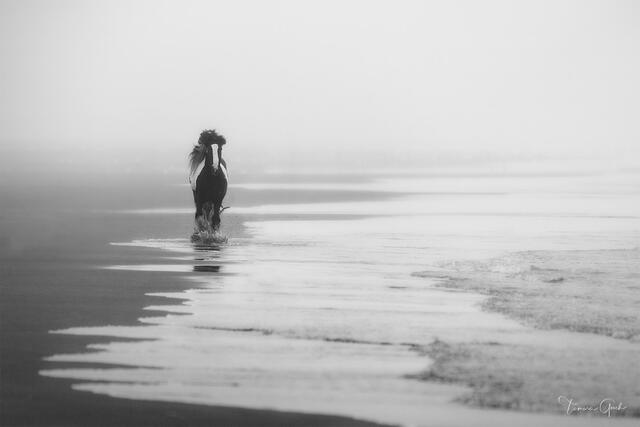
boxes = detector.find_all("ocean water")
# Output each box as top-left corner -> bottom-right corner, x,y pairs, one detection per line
37,167 -> 640,426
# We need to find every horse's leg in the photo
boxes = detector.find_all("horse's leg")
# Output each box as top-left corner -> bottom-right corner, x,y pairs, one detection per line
195,200 -> 203,219
212,201 -> 222,231
211,169 -> 227,232
194,198 -> 205,231
200,202 -> 214,231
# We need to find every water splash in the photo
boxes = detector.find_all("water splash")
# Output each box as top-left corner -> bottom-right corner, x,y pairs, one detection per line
191,217 -> 228,245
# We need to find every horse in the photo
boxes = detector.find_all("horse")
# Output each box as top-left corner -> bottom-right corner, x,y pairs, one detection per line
189,130 -> 228,232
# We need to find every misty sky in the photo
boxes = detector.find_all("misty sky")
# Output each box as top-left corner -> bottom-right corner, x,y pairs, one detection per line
1,0 -> 639,174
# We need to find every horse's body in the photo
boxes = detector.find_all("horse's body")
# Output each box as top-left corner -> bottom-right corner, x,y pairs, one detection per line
190,142 -> 228,231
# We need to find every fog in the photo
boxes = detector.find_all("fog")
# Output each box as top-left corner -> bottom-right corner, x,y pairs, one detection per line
1,0 -> 639,175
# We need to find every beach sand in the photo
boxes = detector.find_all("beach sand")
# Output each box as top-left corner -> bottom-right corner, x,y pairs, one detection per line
414,248 -> 640,416
0,176 -> 387,427
0,264 -> 381,427
2,169 -> 639,426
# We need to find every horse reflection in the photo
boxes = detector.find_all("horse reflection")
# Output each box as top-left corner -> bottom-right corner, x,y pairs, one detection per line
192,265 -> 221,273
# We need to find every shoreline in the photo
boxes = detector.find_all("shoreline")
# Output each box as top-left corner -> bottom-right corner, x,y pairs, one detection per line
32,237 -> 640,426
413,248 -> 640,417
0,212 -> 386,427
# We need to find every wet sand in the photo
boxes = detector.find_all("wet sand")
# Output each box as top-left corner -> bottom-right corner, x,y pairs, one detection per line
0,178 -> 389,427
414,249 -> 640,416
1,263 -> 380,427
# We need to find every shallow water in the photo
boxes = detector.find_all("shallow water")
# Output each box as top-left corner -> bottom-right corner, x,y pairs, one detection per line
38,169 -> 640,426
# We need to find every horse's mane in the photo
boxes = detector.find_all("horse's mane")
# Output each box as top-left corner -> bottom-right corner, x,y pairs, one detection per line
198,129 -> 226,146
188,144 -> 207,176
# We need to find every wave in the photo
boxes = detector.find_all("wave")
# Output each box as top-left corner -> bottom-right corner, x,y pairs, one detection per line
415,248 -> 640,341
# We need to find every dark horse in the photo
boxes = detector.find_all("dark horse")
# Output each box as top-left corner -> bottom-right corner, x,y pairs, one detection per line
189,130 -> 228,231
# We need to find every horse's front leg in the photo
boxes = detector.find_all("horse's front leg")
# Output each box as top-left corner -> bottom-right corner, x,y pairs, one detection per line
194,201 -> 208,230
212,202 -> 222,231
195,202 -> 215,231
